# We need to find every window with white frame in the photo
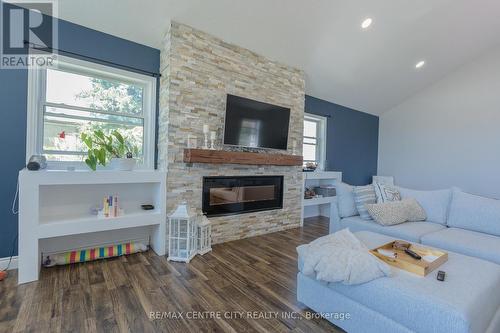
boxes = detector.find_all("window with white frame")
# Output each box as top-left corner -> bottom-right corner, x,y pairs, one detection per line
27,55 -> 156,169
303,113 -> 327,169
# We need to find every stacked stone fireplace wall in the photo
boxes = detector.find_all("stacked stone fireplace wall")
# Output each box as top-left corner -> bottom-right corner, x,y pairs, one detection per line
158,22 -> 305,244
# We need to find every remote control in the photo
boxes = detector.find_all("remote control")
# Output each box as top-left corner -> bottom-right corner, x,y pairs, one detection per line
437,271 -> 446,281
404,248 -> 422,260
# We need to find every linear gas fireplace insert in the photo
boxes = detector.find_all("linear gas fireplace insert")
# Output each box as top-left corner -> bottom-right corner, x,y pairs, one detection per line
202,176 -> 284,217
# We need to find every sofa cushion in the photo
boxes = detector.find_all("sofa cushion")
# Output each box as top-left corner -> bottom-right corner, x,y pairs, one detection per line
421,227 -> 500,265
448,189 -> 500,236
339,216 -> 445,243
335,181 -> 358,218
352,185 -> 376,220
397,187 -> 451,225
372,176 -> 394,186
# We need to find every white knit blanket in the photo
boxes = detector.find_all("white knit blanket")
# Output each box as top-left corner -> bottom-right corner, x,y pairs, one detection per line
297,228 -> 391,285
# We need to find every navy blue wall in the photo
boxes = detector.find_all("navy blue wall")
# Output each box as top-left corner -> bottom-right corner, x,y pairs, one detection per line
0,5 -> 160,258
305,95 -> 379,186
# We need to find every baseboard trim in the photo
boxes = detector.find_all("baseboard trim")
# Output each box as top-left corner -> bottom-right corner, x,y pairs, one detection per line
0,256 -> 18,271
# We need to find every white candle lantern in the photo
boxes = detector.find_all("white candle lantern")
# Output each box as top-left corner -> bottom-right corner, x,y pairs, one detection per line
168,202 -> 198,262
197,215 -> 212,255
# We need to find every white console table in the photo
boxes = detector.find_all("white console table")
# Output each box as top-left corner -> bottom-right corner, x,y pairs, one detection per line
18,169 -> 166,284
301,171 -> 342,226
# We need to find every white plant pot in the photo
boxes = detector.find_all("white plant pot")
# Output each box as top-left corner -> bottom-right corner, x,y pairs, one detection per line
110,158 -> 136,171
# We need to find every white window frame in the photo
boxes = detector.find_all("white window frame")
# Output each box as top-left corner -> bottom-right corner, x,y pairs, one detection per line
303,113 -> 327,170
26,54 -> 157,170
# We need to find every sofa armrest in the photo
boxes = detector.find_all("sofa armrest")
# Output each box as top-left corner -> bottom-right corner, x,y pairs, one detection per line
329,198 -> 342,233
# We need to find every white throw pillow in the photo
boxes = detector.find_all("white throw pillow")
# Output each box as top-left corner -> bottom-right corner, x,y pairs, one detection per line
296,229 -> 391,285
373,183 -> 401,203
335,181 -> 358,218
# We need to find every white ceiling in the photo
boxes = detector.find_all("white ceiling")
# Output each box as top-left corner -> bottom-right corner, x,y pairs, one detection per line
45,0 -> 500,115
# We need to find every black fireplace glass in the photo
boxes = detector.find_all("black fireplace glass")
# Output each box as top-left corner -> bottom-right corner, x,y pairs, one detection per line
202,176 -> 284,217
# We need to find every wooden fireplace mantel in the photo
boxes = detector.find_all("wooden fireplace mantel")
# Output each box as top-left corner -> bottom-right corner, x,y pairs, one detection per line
183,149 -> 302,166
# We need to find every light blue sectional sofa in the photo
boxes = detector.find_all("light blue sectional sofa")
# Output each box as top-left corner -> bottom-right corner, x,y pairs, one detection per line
297,231 -> 500,333
298,186 -> 500,332
330,187 -> 500,265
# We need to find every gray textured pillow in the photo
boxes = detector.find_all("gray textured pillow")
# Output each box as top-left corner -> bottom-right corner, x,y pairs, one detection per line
405,198 -> 427,222
353,185 -> 376,220
366,198 -> 426,226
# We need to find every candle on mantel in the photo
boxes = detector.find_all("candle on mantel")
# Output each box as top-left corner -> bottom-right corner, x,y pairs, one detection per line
210,131 -> 216,140
203,124 -> 209,134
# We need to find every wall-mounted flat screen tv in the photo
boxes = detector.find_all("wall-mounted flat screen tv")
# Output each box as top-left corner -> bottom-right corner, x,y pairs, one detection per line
223,94 -> 290,150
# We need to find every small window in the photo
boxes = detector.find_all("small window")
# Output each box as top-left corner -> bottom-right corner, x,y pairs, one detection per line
27,55 -> 156,169
303,113 -> 327,169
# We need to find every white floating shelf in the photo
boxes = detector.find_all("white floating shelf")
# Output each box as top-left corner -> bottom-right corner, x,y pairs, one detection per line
303,196 -> 336,207
38,210 -> 162,238
303,171 -> 342,180
301,171 -> 342,226
19,169 -> 163,185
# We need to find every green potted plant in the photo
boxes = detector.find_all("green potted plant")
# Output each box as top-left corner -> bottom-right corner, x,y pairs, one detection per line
81,130 -> 139,171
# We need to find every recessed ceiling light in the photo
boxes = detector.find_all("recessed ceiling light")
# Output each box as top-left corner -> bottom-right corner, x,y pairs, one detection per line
415,60 -> 426,69
361,18 -> 373,29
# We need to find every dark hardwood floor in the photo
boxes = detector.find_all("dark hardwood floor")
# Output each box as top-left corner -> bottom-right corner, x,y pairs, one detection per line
0,217 -> 342,333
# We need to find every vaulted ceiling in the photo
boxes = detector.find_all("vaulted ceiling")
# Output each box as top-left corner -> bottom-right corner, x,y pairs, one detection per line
42,0 -> 500,115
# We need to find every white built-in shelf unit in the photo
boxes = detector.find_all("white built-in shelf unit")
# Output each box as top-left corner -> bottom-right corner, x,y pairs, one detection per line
302,171 -> 342,225
18,169 -> 166,284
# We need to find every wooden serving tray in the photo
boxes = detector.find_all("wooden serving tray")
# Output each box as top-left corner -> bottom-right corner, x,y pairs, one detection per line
370,241 -> 448,276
